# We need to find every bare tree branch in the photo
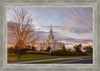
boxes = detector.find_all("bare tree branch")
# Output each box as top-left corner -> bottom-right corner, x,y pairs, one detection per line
8,8 -> 39,59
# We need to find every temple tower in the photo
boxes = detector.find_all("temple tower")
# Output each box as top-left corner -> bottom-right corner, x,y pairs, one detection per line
48,24 -> 54,40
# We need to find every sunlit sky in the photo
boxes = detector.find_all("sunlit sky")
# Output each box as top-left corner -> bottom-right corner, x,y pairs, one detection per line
7,7 -> 93,49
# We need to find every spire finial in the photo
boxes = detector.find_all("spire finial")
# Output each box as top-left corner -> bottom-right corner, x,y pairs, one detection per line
51,23 -> 52,29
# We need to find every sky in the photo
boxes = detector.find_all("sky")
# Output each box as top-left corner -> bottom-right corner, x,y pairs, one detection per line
7,7 -> 93,49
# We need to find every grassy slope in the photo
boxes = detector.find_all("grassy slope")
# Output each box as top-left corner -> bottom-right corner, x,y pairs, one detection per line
8,53 -> 92,63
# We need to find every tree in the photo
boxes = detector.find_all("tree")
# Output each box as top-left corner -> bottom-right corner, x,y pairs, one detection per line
62,45 -> 66,52
13,46 -> 18,54
73,43 -> 82,54
47,46 -> 51,51
31,46 -> 35,51
84,46 -> 93,53
26,45 -> 31,51
8,47 -> 14,53
8,8 -> 39,59
67,48 -> 72,54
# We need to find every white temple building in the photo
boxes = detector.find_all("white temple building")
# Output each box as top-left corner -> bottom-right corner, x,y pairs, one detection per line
37,24 -> 65,51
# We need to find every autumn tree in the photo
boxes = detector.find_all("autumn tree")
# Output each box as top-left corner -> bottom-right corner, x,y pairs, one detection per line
8,8 -> 39,59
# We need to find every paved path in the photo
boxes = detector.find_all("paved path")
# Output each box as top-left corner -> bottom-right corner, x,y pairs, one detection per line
8,56 -> 91,64
54,58 -> 93,64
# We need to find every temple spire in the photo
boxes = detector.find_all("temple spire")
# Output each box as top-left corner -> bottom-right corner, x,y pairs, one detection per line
48,23 -> 54,40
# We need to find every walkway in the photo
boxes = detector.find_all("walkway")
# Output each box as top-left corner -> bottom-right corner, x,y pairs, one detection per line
53,58 -> 93,64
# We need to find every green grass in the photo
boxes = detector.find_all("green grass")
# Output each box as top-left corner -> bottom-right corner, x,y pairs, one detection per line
28,59 -> 78,64
82,56 -> 92,59
8,53 -> 92,63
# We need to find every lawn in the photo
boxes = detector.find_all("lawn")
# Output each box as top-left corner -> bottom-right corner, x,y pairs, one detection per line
8,53 -> 92,63
82,56 -> 93,59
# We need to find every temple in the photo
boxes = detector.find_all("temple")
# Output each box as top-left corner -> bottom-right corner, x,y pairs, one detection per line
37,24 -> 65,51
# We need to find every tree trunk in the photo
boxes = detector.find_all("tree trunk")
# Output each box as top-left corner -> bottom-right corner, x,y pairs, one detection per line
18,47 -> 20,59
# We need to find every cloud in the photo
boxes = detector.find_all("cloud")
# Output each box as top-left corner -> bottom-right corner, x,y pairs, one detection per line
34,26 -> 40,30
62,20 -> 93,34
36,31 -> 48,34
54,32 -> 93,45
61,7 -> 93,34
35,30 -> 48,41
7,7 -> 93,48
42,25 -> 61,29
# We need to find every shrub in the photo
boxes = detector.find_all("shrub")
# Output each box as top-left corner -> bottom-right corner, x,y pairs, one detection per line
62,45 -> 66,52
26,51 -> 50,55
8,47 -> 13,52
51,49 -> 67,56
73,43 -> 82,54
84,46 -> 93,53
